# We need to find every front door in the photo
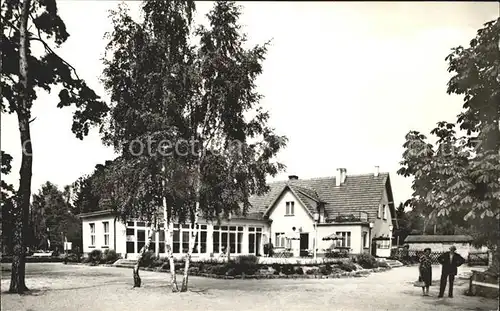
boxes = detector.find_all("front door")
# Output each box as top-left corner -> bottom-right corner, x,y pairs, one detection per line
300,233 -> 309,257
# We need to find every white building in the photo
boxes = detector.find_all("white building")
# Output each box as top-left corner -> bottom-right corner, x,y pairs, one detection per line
80,167 -> 397,259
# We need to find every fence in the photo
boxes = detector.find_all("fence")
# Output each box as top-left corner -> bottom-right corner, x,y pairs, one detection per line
391,248 -> 490,266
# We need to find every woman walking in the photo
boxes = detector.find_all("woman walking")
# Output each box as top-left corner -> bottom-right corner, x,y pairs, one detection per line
418,248 -> 433,296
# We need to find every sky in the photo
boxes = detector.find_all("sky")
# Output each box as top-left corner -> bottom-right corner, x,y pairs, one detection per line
1,1 -> 499,206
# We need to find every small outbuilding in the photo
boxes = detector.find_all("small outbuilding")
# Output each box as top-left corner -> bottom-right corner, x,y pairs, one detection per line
403,235 -> 487,258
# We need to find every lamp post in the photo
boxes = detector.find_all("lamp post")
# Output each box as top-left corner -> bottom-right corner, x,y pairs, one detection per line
313,212 -> 319,260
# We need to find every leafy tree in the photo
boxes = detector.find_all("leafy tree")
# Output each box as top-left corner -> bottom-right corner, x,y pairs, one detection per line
72,161 -> 114,215
399,18 -> 500,274
101,0 -> 287,291
1,0 -> 108,293
30,182 -> 81,251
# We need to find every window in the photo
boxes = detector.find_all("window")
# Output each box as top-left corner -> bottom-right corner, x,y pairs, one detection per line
377,205 -> 382,218
213,226 -> 244,254
362,232 -> 368,248
378,240 -> 390,249
103,222 -> 109,246
126,227 -> 135,253
89,223 -> 95,246
335,232 -> 351,248
159,230 -> 165,253
382,205 -> 387,220
275,232 -> 286,248
285,201 -> 295,216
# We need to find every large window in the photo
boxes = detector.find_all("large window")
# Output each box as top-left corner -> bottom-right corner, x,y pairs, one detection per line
275,232 -> 286,248
213,225 -> 244,254
103,222 -> 109,246
382,205 -> 387,220
172,224 -> 207,254
285,201 -> 295,216
335,231 -> 351,248
89,223 -> 96,246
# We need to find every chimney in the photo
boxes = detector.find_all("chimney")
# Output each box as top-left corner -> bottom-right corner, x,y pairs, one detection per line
374,166 -> 379,177
288,175 -> 299,181
335,168 -> 347,186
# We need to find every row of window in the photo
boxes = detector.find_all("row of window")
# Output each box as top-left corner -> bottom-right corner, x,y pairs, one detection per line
89,222 -> 109,247
124,223 -> 263,255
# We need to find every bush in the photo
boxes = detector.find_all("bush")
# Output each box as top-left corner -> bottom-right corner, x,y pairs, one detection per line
103,249 -> 120,264
65,253 -> 80,263
355,253 -> 378,269
139,251 -> 157,268
338,261 -> 356,272
281,264 -> 295,275
305,268 -> 316,275
88,249 -> 103,264
319,263 -> 333,275
294,266 -> 304,275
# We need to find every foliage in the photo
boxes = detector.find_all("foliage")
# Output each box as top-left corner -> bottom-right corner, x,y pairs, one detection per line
30,182 -> 81,251
87,249 -> 103,264
338,261 -> 357,272
102,249 -> 120,264
1,0 -> 109,134
139,250 -> 157,268
398,18 -> 500,274
354,253 -> 378,269
319,263 -> 333,275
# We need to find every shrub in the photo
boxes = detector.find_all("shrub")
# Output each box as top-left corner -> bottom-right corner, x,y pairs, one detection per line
319,263 -> 333,275
103,249 -> 120,264
65,253 -> 80,263
281,264 -> 295,275
294,266 -> 304,275
338,261 -> 356,272
355,253 -> 378,269
139,250 -> 156,268
271,263 -> 281,274
305,268 -> 315,275
89,249 -> 103,264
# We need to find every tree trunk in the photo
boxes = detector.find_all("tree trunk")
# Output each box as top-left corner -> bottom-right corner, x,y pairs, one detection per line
10,0 -> 32,294
180,167 -> 201,292
163,196 -> 178,292
133,225 -> 155,288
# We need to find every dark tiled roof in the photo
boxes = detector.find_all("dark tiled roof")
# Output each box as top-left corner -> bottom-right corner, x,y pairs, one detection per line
78,209 -> 116,218
248,173 -> 392,221
404,235 -> 473,243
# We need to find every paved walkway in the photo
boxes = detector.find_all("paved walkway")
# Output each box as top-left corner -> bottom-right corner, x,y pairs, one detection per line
1,263 -> 498,311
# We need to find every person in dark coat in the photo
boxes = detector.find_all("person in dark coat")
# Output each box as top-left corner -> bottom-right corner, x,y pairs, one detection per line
437,245 -> 465,298
418,248 -> 432,296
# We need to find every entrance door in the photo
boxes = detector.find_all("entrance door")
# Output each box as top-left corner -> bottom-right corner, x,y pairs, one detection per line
300,233 -> 309,257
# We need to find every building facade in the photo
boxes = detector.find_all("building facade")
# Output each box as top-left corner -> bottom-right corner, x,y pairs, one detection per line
80,167 -> 397,259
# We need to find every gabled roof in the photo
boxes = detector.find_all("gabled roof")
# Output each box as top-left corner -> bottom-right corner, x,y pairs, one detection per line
262,184 -> 320,218
248,173 -> 393,220
404,235 -> 473,243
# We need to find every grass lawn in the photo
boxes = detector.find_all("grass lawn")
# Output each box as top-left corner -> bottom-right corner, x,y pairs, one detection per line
1,263 -> 498,311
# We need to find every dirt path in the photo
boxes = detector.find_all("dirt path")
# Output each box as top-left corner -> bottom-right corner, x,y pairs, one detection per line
1,263 -> 497,311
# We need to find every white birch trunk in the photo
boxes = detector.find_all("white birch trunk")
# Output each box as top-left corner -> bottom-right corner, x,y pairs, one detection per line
162,162 -> 179,292
180,166 -> 201,292
133,224 -> 155,288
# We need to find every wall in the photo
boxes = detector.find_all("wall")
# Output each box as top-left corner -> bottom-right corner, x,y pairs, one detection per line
317,224 -> 364,254
268,188 -> 315,256
82,215 -> 117,255
372,187 -> 393,257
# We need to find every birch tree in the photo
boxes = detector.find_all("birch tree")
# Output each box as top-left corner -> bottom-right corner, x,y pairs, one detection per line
1,0 -> 108,293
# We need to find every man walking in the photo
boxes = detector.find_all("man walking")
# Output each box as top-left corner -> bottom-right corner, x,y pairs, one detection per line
437,245 -> 465,298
